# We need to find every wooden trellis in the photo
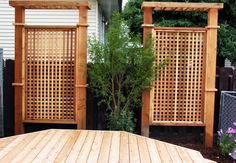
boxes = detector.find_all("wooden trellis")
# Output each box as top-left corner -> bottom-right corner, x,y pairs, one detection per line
151,27 -> 206,124
10,0 -> 90,134
141,2 -> 223,147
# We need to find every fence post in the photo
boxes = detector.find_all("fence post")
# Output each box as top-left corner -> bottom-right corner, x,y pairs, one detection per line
76,6 -> 89,129
204,9 -> 219,147
0,49 -> 3,137
141,7 -> 153,137
13,7 -> 25,134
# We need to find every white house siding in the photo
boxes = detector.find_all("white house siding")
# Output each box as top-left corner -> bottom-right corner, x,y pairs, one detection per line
0,0 -> 100,59
225,59 -> 235,69
98,3 -> 105,43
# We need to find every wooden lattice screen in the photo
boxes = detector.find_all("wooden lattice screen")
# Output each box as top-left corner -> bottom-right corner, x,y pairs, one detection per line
141,2 -> 223,147
150,27 -> 206,125
24,27 -> 76,122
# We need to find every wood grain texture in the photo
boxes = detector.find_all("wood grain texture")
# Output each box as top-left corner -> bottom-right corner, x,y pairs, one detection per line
24,27 -> 76,123
12,2 -> 90,129
204,9 -> 219,148
141,2 -> 223,11
0,129 -> 214,163
150,28 -> 206,125
14,7 -> 25,135
9,0 -> 90,9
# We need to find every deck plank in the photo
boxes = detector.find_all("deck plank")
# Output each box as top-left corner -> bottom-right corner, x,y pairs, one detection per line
97,132 -> 112,163
76,131 -> 96,163
0,136 -> 17,149
54,130 -> 80,162
0,133 -> 29,159
10,130 -> 50,162
176,146 -> 194,163
65,130 -> 88,163
0,129 -> 214,163
146,138 -> 161,163
119,132 -> 129,163
44,131 -> 71,162
165,143 -> 182,163
32,130 -> 65,163
108,131 -> 120,163
21,130 -> 57,162
137,136 -> 151,163
0,132 -> 38,162
129,133 -> 141,163
186,148 -> 205,163
156,140 -> 172,163
87,131 -> 104,163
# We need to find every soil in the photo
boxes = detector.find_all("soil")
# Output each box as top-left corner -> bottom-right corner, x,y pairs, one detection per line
152,134 -> 234,163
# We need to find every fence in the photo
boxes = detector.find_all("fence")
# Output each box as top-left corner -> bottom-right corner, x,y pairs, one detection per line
2,60 -> 236,136
219,91 -> 236,133
0,48 -> 3,137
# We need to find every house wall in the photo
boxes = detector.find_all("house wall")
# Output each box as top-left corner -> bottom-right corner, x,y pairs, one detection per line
225,59 -> 235,69
0,0 -> 102,59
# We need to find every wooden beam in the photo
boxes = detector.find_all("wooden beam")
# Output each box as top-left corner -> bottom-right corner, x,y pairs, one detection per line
204,8 -> 219,148
141,7 -> 153,137
9,0 -> 90,9
142,2 -> 223,12
75,6 -> 88,129
14,7 -> 25,134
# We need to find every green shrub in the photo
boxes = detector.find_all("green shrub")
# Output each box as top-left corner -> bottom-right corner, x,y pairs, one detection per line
88,12 -> 155,132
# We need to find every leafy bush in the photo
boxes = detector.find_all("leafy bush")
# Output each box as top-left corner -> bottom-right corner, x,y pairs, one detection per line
89,13 -> 155,132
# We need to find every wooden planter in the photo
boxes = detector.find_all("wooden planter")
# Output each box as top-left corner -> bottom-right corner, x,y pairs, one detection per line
141,2 -> 223,147
10,0 -> 90,134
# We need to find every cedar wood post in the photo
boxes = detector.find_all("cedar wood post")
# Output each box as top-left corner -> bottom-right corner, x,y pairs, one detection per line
204,9 -> 219,148
76,6 -> 88,129
14,7 -> 25,134
141,7 -> 153,137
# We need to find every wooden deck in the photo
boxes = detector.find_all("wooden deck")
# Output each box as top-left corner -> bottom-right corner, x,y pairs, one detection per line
0,129 -> 215,163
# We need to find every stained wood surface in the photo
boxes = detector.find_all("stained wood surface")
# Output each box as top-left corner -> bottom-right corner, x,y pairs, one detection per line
141,2 -> 223,12
0,129 -> 214,163
24,26 -> 76,123
9,0 -> 90,9
150,27 -> 206,125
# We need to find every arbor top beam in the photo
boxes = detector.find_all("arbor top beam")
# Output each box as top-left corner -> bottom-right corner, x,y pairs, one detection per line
9,0 -> 90,9
142,2 -> 223,12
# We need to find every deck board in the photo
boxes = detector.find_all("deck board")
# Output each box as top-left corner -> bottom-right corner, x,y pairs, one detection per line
0,129 -> 215,163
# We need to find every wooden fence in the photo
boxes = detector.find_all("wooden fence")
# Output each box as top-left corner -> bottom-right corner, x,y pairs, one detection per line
2,61 -> 236,136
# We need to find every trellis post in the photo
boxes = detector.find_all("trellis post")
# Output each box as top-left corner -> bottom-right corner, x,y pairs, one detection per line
204,8 -> 219,147
76,6 -> 89,129
141,7 -> 153,137
14,7 -> 25,134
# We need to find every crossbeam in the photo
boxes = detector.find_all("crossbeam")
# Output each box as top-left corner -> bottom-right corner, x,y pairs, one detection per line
142,2 -> 223,12
9,0 -> 90,9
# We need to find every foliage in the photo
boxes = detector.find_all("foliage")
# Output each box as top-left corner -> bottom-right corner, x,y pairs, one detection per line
108,109 -> 135,132
123,0 -> 236,65
218,122 -> 236,158
89,13 -> 155,132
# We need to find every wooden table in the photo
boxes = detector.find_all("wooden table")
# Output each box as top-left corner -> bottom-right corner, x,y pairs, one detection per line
0,129 -> 215,163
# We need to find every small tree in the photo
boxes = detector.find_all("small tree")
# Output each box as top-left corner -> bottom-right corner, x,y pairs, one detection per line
89,13 -> 155,132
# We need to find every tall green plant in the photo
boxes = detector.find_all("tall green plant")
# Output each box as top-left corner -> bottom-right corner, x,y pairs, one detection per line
123,0 -> 236,65
89,13 -> 155,132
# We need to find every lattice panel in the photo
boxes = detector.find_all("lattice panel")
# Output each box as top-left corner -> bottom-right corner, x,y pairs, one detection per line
25,27 -> 76,122
151,28 -> 206,124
